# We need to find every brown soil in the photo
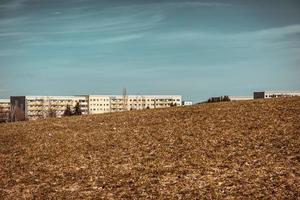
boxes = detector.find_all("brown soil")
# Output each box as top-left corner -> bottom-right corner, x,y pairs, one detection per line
0,97 -> 300,199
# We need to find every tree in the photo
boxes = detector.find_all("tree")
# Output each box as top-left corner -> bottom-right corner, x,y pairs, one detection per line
48,108 -> 57,118
73,102 -> 82,115
223,96 -> 230,101
122,88 -> 128,111
64,105 -> 72,116
207,96 -> 230,103
47,99 -> 57,118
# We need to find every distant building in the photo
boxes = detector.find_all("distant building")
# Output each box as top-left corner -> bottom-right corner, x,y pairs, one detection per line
253,91 -> 300,99
10,96 -> 89,121
88,95 -> 111,114
229,96 -> 253,101
182,100 -> 193,106
0,99 -> 10,122
89,95 -> 182,114
9,95 -> 182,121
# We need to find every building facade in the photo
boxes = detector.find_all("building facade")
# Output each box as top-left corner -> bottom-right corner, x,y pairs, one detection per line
10,96 -> 89,121
182,100 -> 193,106
9,95 -> 182,120
0,99 -> 10,122
88,95 -> 111,114
229,96 -> 253,101
254,91 -> 300,99
88,95 -> 182,114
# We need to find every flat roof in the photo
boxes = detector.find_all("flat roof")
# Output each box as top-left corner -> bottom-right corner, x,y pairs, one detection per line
89,95 -> 181,97
10,95 -> 182,100
255,91 -> 300,93
0,99 -> 10,103
24,96 -> 87,99
229,96 -> 253,98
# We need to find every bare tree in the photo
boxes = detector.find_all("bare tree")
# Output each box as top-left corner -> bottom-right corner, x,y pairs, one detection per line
122,88 -> 128,111
47,99 -> 58,118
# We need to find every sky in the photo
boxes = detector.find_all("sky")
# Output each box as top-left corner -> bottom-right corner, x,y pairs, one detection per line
0,0 -> 300,102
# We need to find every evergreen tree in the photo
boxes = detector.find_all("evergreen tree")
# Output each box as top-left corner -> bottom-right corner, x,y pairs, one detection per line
207,96 -> 230,103
74,102 -> 82,115
64,105 -> 72,116
224,96 -> 231,101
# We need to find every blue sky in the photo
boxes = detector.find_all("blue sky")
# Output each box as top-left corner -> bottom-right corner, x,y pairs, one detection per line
0,0 -> 300,101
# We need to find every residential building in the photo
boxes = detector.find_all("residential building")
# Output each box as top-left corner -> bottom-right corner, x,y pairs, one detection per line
114,95 -> 182,111
88,95 -> 111,114
0,99 -> 10,122
229,96 -> 253,101
88,95 -> 182,114
182,100 -> 193,106
9,95 -> 182,120
10,96 -> 89,121
253,91 -> 300,99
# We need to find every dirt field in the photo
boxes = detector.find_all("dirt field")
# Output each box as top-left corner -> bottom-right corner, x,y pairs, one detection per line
1,97 -> 300,199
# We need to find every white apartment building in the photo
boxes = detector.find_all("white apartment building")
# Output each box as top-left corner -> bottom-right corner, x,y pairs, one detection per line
10,96 -> 88,120
111,95 -> 182,112
88,95 -> 111,114
182,100 -> 193,106
88,95 -> 182,114
253,91 -> 300,99
9,95 -> 182,120
0,99 -> 10,122
229,96 -> 253,101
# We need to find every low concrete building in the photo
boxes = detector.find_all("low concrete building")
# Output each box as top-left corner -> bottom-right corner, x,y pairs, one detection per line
254,91 -> 300,99
229,96 -> 253,101
182,100 -> 193,106
0,99 -> 10,122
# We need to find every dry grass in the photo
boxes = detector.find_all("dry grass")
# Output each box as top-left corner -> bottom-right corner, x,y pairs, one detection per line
0,97 -> 300,199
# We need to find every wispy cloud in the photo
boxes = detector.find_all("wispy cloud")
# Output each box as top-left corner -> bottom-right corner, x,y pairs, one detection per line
0,0 -> 27,10
0,4 -> 163,41
242,24 -> 300,39
170,2 -> 232,8
110,1 -> 232,11
0,3 -> 165,48
151,24 -> 300,42
28,33 -> 144,47
0,0 -> 230,42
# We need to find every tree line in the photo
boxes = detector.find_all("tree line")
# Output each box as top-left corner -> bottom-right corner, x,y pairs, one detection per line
207,96 -> 230,103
